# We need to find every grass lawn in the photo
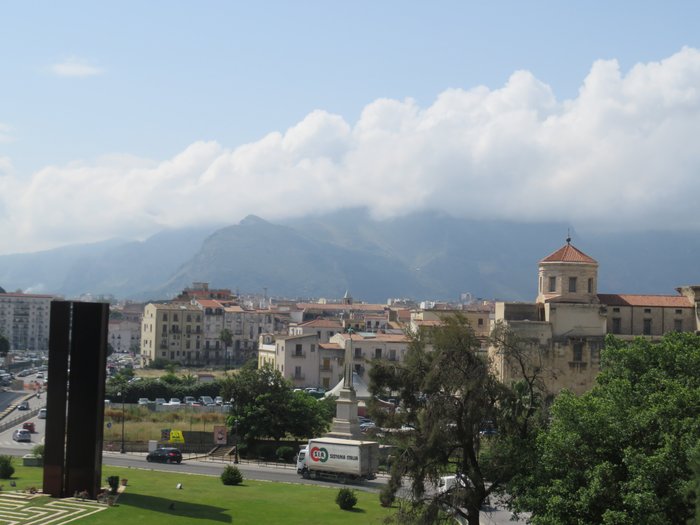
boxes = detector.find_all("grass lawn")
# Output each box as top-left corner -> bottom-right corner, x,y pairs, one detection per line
4,464 -> 393,525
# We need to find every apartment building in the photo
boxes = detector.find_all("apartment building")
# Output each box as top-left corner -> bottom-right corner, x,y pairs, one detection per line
0,293 -> 55,352
263,328 -> 409,391
140,303 -> 204,366
489,240 -> 700,395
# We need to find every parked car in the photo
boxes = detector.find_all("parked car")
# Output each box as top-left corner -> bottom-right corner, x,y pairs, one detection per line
38,408 -> 47,419
183,396 -> 196,405
214,396 -> 224,405
22,421 -> 35,433
137,398 -> 151,406
12,429 -> 31,442
146,447 -> 182,464
17,370 -> 31,377
155,398 -> 166,405
17,401 -> 29,411
167,398 -> 181,405
198,396 -> 215,406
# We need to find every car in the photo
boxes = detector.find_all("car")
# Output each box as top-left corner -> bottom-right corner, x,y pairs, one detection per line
137,398 -> 151,405
17,401 -> 29,411
38,408 -> 47,419
12,429 -> 31,442
154,397 -> 166,405
183,396 -> 196,405
35,372 -> 44,379
198,396 -> 215,406
22,421 -> 35,433
167,398 -> 181,405
146,447 -> 182,464
214,396 -> 224,405
17,370 -> 31,377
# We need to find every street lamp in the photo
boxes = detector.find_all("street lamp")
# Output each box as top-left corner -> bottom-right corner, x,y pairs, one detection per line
119,391 -> 126,454
233,419 -> 239,464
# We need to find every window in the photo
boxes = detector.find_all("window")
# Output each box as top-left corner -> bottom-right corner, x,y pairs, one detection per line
613,307 -> 620,313
675,309 -> 683,315
375,348 -> 382,359
612,318 -> 621,334
674,319 -> 683,332
310,344 -> 315,352
644,308 -> 651,314
643,318 -> 652,335
162,313 -> 168,321
186,314 -> 192,322
354,348 -> 362,358
317,331 -> 321,338
548,276 -> 556,292
478,318 -> 484,326
294,366 -> 302,378
173,314 -> 179,322
568,277 -> 577,293
295,343 -> 303,356
389,349 -> 397,361
587,278 -> 593,293
572,342 -> 584,362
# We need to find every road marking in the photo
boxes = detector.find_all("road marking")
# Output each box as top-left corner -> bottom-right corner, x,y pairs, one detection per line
0,491 -> 108,525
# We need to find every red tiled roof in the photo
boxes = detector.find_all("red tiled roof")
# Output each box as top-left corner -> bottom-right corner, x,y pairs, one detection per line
540,243 -> 597,264
598,294 -> 693,308
195,299 -> 224,308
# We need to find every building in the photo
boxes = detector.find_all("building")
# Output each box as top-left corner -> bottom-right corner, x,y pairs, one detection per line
489,240 -> 700,395
262,327 -> 410,391
0,292 -> 55,352
140,303 -> 204,366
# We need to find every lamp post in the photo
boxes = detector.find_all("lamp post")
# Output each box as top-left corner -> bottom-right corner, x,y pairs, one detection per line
234,419 -> 239,464
119,391 -> 126,454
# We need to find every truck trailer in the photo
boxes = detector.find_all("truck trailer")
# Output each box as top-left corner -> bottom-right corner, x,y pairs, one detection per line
297,437 -> 379,483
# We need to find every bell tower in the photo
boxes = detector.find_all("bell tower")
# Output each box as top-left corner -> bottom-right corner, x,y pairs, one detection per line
536,237 -> 599,304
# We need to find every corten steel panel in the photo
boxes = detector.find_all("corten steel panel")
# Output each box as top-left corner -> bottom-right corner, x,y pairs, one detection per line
43,301 -> 71,497
65,302 -> 108,498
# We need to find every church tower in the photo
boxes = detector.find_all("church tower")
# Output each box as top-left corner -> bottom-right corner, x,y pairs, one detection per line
536,237 -> 599,304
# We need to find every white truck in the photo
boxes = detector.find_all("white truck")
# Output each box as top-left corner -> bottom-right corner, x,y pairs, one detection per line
296,437 -> 379,483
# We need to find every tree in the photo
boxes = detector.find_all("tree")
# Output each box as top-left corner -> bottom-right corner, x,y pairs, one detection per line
222,365 -> 335,443
509,332 -> 700,524
0,333 -> 9,358
369,315 -> 545,525
220,328 -> 233,368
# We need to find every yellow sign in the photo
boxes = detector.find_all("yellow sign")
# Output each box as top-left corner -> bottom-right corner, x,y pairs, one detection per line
169,430 -> 185,444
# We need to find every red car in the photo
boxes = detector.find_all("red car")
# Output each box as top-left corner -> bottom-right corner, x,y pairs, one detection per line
22,421 -> 35,433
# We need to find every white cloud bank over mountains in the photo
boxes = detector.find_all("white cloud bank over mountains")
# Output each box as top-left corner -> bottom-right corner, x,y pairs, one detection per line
2,47 -> 700,255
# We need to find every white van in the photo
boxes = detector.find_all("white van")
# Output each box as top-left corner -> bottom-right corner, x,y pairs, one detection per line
38,408 -> 47,419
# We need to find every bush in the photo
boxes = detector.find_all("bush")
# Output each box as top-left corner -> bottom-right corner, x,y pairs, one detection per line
379,484 -> 395,507
257,443 -> 276,461
221,465 -> 243,486
31,444 -> 45,459
106,475 -> 120,493
276,446 -> 296,463
335,488 -> 357,510
0,456 -> 14,479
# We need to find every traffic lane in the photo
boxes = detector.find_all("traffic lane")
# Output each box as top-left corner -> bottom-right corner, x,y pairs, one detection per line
101,453 -> 387,492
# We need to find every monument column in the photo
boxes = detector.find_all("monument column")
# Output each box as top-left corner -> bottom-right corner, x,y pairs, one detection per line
326,328 -> 363,440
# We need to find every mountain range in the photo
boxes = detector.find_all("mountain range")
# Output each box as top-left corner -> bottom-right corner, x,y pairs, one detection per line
0,209 -> 697,303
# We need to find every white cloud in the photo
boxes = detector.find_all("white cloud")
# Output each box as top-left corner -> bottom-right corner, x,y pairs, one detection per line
3,47 -> 700,254
50,57 -> 103,77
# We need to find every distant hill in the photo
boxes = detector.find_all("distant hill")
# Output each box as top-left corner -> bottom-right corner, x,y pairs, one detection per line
0,210 -> 698,302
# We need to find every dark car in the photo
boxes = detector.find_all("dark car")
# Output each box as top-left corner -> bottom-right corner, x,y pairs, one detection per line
22,421 -> 35,433
17,401 -> 30,411
146,447 -> 182,464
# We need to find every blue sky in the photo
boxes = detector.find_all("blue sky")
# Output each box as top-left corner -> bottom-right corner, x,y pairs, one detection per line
1,2 -> 700,254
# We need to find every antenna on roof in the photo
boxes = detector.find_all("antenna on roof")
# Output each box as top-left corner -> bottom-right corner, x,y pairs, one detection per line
566,228 -> 571,245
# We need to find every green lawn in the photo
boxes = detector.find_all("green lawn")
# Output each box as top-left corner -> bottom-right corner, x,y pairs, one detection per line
5,464 -> 393,525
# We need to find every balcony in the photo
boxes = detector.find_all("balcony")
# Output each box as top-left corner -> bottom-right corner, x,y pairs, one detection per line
291,352 -> 306,358
293,374 -> 305,381
319,365 -> 332,372
568,361 -> 588,372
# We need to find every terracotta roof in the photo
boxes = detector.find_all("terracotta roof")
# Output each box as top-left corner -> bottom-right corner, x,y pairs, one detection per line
540,243 -> 597,264
598,294 -> 693,308
195,299 -> 224,308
